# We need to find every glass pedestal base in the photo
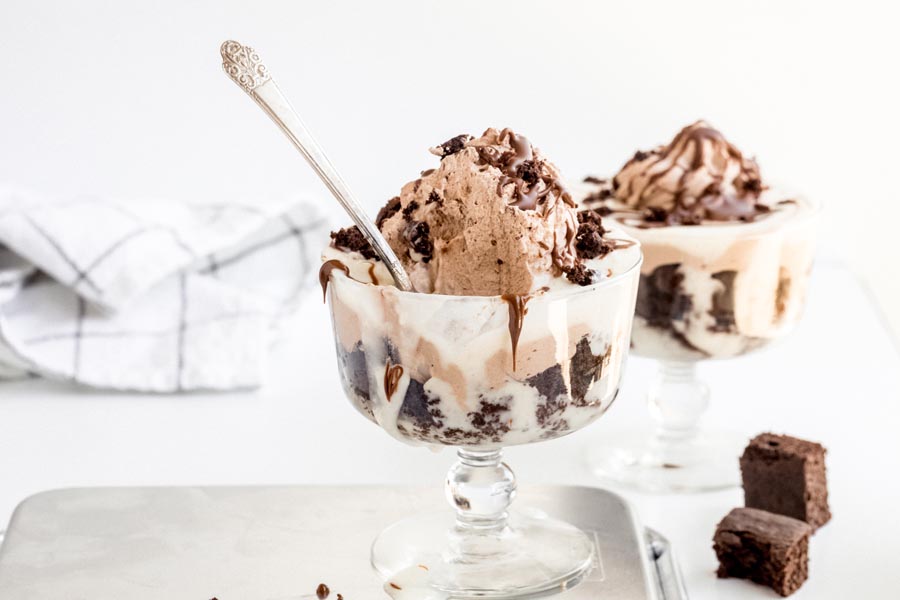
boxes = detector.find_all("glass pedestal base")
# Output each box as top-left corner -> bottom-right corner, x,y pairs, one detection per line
372,510 -> 595,598
587,429 -> 745,493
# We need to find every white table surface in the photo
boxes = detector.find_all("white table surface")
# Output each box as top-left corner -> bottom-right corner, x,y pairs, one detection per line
2,262 -> 899,599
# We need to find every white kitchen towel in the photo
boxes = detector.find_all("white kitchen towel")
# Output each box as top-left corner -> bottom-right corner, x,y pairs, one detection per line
0,188 -> 329,391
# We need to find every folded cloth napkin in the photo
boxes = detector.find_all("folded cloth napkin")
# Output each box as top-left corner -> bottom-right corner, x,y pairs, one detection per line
0,188 -> 328,391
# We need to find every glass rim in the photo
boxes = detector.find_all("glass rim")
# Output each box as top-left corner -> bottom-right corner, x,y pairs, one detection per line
330,252 -> 643,302
607,194 -> 820,239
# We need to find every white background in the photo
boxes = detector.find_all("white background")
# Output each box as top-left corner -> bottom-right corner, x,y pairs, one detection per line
2,1 -> 900,598
1,1 -> 899,333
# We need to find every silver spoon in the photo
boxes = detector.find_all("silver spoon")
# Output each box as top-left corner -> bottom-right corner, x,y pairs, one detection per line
219,40 -> 413,292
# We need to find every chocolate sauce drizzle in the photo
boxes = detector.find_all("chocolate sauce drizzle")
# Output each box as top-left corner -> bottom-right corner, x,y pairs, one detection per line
613,121 -> 769,225
501,293 -> 531,371
319,259 -> 350,303
474,128 -> 574,211
383,360 -> 403,401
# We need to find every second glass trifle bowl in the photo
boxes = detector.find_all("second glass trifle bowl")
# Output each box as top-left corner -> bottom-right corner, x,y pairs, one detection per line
324,254 -> 640,598
586,198 -> 818,492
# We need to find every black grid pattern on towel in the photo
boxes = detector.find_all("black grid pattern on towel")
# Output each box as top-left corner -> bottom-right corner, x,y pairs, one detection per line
7,209 -> 325,390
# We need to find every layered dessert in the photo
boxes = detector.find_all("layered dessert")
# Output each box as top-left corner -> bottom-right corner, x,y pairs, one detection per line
322,128 -> 641,447
580,121 -> 816,360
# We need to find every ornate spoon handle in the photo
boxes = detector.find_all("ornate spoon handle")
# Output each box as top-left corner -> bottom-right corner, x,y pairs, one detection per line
220,40 -> 413,292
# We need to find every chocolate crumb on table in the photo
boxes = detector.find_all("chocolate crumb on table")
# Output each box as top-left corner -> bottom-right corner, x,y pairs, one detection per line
713,507 -> 812,597
316,582 -> 330,598
740,433 -> 831,531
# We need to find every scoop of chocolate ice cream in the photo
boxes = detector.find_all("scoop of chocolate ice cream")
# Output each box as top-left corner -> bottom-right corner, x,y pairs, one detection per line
377,128 -> 579,295
612,121 -> 767,224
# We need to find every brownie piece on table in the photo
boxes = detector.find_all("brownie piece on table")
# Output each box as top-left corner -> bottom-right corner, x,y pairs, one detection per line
740,433 -> 831,530
714,507 -> 812,597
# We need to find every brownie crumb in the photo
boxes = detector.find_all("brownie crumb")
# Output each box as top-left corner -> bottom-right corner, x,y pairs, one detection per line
400,378 -> 444,431
468,397 -> 512,442
714,507 -> 811,596
569,336 -> 610,405
564,262 -> 597,286
578,208 -> 605,229
709,270 -> 738,333
743,177 -> 765,194
527,364 -> 568,433
433,134 -> 472,158
405,221 -> 434,263
636,263 -> 693,329
633,150 -> 650,162
427,190 -> 443,205
515,160 -> 542,185
376,196 -> 401,228
575,210 -> 613,260
316,583 -> 330,599
643,206 -> 669,223
330,226 -> 377,260
402,200 -> 420,221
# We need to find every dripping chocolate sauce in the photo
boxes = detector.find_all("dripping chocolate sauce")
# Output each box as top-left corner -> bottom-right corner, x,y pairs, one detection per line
319,259 -> 350,303
478,128 -> 573,212
501,293 -> 531,371
383,360 -> 403,401
367,262 -> 378,284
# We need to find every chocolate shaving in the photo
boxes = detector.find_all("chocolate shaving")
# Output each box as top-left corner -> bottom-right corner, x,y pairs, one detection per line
583,175 -> 608,184
330,226 -> 377,260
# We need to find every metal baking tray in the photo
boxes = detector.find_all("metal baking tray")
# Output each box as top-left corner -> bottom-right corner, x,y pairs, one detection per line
0,485 -> 686,599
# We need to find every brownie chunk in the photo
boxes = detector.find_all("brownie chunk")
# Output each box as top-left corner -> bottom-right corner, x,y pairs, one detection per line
330,226 -> 377,260
564,262 -> 596,286
741,433 -> 831,531
575,210 -> 613,260
714,507 -> 812,597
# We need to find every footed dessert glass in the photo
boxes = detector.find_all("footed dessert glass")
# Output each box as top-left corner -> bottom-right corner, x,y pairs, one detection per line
325,257 -> 640,598
587,201 -> 818,492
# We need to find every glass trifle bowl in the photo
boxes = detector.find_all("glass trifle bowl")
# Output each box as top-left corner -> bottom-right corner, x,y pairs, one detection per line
582,121 -> 818,492
323,254 -> 640,598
